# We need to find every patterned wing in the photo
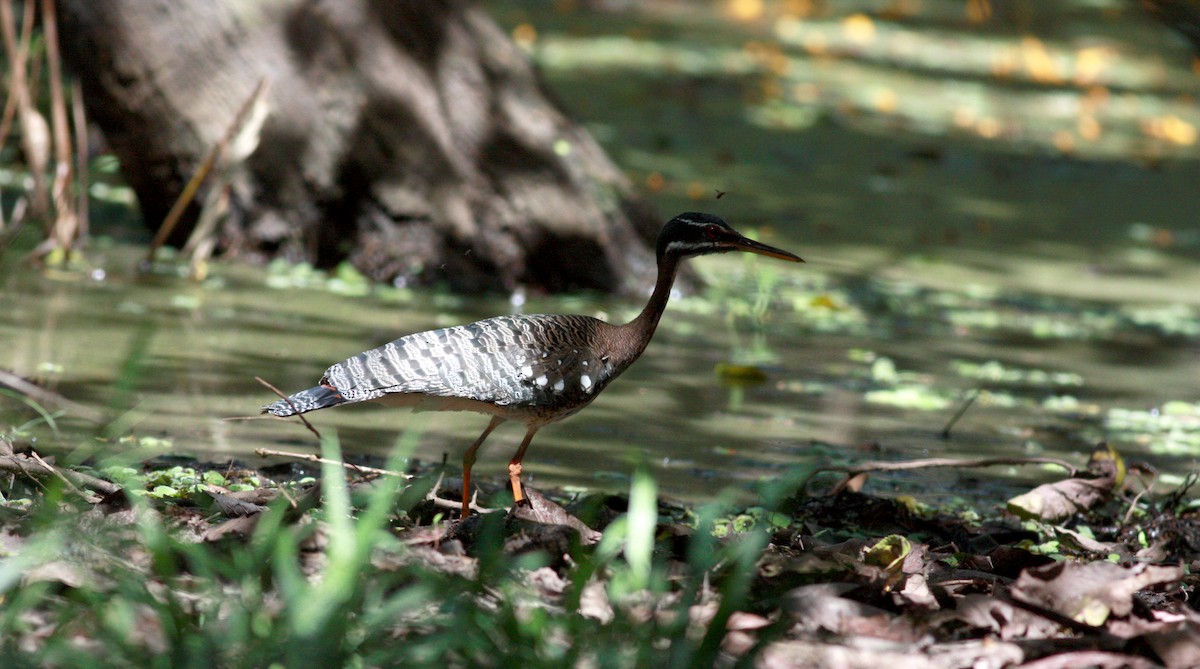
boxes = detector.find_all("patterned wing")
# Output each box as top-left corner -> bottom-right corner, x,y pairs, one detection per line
494,315 -> 622,414
321,314 -> 620,411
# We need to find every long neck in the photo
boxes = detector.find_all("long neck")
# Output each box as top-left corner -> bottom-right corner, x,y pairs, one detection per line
620,252 -> 681,360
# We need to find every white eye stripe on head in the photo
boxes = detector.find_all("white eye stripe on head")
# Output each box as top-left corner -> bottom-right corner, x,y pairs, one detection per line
665,240 -> 696,254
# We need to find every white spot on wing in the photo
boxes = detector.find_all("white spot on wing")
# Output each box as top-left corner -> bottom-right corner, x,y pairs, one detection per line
520,365 -> 532,378
581,374 -> 592,392
553,379 -> 564,392
536,375 -> 548,387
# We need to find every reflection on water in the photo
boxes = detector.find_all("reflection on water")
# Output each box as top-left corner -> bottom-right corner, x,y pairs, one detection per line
2,239 -> 1197,506
3,0 -> 1200,505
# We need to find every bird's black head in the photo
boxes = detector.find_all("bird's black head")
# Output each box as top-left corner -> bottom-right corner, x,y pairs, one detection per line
656,212 -> 803,263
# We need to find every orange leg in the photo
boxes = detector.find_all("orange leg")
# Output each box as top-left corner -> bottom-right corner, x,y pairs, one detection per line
508,427 -> 539,507
461,416 -> 504,519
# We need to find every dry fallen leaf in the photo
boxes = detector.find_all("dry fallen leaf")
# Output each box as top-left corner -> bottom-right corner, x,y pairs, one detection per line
1145,616 -> 1200,669
206,489 -> 267,517
1106,608 -> 1200,669
1006,444 -> 1125,522
784,583 -> 898,637
1012,561 -> 1183,626
952,593 -> 1064,640
896,573 -> 938,609
203,515 -> 260,543
1009,650 -> 1160,669
24,561 -> 88,589
1051,525 -> 1122,555
1006,476 -> 1113,522
510,489 -> 602,544
578,579 -> 614,623
758,637 -> 1024,669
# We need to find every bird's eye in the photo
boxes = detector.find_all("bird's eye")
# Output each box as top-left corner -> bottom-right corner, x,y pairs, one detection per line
703,224 -> 720,240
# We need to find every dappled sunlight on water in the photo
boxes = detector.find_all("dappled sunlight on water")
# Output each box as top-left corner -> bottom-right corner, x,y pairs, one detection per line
2,0 -> 1199,506
2,238 -> 1198,506
493,0 -> 1200,268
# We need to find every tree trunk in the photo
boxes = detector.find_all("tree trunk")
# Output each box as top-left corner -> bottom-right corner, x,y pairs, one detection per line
59,0 -> 661,293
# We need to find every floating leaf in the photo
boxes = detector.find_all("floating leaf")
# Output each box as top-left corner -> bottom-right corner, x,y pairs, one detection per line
715,363 -> 768,385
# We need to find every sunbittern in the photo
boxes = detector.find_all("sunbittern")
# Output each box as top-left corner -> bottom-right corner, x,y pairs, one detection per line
265,213 -> 803,518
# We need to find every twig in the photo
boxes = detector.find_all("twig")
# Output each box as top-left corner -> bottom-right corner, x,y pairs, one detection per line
179,76 -> 270,277
0,0 -> 32,150
1121,483 -> 1152,526
0,453 -> 121,496
0,196 -> 26,249
0,0 -> 49,219
255,376 -> 322,441
146,77 -> 270,264
470,488 -> 502,513
0,368 -> 106,422
253,448 -> 411,480
28,450 -> 94,501
925,569 -> 1015,586
428,494 -> 466,511
423,465 -> 497,514
426,491 -> 501,514
940,387 -> 980,439
182,184 -> 229,279
275,481 -> 298,510
818,456 -> 1077,477
1161,470 -> 1198,512
70,78 -> 88,241
2,452 -> 47,492
810,456 -> 1079,493
344,460 -> 383,482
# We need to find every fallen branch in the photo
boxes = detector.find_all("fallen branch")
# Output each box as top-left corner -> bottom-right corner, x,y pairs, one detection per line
0,368 -> 106,422
28,449 -> 92,501
253,447 -> 412,480
810,456 -> 1079,494
146,77 -> 270,265
427,491 -> 499,514
423,468 -> 499,515
0,452 -> 121,497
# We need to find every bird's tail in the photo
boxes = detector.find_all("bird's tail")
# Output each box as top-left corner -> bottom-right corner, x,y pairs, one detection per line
263,384 -> 347,417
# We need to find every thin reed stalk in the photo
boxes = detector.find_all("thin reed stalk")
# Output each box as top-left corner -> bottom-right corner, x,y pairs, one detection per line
0,0 -> 49,223
41,0 -> 78,259
71,79 -> 88,240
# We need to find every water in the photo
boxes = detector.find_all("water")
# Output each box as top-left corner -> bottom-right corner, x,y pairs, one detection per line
4,238 -> 1196,506
3,0 -> 1199,505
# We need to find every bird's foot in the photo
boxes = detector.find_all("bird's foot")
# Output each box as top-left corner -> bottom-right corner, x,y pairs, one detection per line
508,462 -> 526,505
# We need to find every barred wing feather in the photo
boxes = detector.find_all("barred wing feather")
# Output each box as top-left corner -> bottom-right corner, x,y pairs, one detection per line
321,314 -> 618,412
